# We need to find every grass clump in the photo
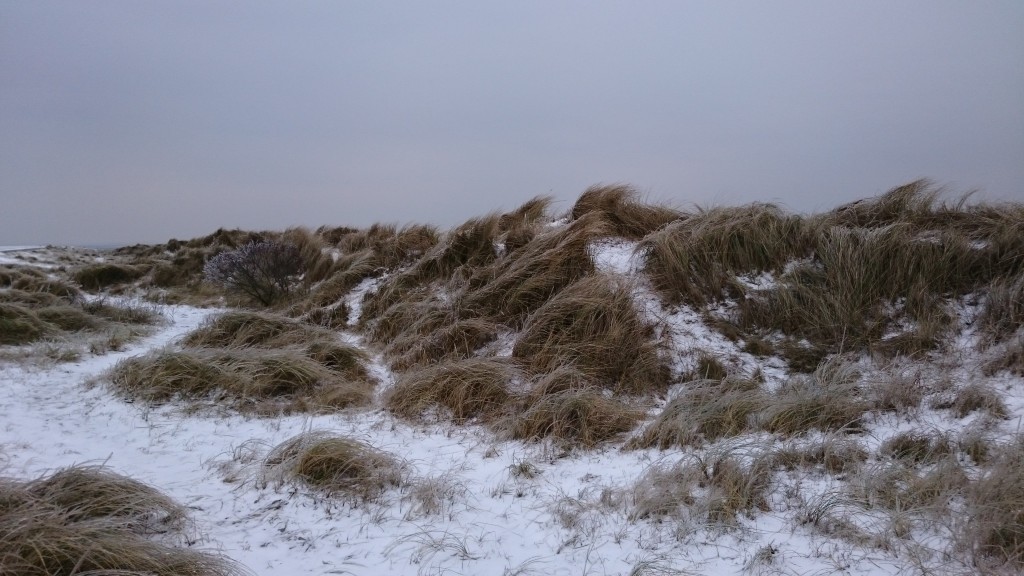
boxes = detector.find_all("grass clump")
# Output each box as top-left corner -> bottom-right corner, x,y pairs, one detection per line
639,203 -> 809,305
385,358 -> 519,422
978,272 -> 1024,345
963,436 -> 1024,570
73,262 -> 145,290
773,437 -> 868,474
0,303 -> 51,345
506,368 -> 644,447
0,465 -> 247,576
570,184 -> 680,240
760,357 -> 867,435
628,453 -> 772,525
628,377 -> 764,449
387,317 -> 501,371
512,274 -> 668,394
181,310 -> 328,348
262,431 -> 405,501
107,347 -> 375,413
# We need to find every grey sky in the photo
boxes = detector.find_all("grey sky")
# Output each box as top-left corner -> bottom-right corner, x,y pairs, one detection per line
2,1 -> 1022,245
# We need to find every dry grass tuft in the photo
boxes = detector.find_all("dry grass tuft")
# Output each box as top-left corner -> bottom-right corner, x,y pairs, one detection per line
878,431 -> 953,464
73,262 -> 145,290
570,184 -> 681,239
773,436 -> 867,474
512,274 -> 668,394
0,303 -> 51,345
460,212 -> 604,326
262,431 -> 404,501
962,436 -> 1024,569
0,465 -> 247,576
181,310 -> 329,349
628,453 -> 772,525
759,357 -> 867,434
506,368 -> 643,447
107,347 -> 375,413
639,203 -> 809,305
983,337 -> 1024,377
948,382 -> 1009,419
385,358 -> 519,422
979,272 -> 1024,345
387,317 -> 501,371
628,377 -> 764,449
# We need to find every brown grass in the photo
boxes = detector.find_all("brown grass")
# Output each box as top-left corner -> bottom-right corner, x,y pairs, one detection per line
639,202 -> 809,305
73,263 -> 145,290
512,274 -> 668,394
262,431 -> 405,501
962,436 -> 1024,570
759,357 -> 867,434
180,310 -> 329,348
107,347 -> 375,413
385,358 -> 519,422
0,303 -> 51,345
387,317 -> 501,371
505,368 -> 644,447
628,377 -> 764,449
0,465 -> 247,576
979,272 -> 1024,345
570,184 -> 681,240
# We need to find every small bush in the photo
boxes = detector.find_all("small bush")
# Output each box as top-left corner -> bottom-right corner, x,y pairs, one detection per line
203,240 -> 303,306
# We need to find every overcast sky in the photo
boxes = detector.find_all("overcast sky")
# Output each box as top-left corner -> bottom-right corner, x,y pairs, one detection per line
2,1 -> 1022,245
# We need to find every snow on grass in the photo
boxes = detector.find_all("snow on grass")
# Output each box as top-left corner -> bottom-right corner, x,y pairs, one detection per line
2,248 -> 1021,575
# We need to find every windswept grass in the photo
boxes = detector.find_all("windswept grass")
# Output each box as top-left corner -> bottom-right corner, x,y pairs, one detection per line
759,357 -> 867,434
0,465 -> 247,576
262,431 -> 405,501
505,368 -> 644,447
639,203 -> 810,305
0,303 -> 51,345
628,377 -> 764,449
107,347 -> 375,413
570,184 -> 681,240
181,310 -> 329,348
963,436 -> 1024,570
385,358 -> 520,422
512,274 -> 668,393
73,262 -> 145,290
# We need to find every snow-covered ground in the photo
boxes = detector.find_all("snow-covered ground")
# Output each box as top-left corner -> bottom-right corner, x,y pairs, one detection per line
1,245 -> 1020,575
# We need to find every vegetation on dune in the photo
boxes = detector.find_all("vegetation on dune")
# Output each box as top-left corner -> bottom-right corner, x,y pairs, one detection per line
0,465 -> 248,576
261,431 -> 405,501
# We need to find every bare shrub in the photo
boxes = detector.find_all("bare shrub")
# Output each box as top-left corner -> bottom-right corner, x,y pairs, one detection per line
512,274 -> 668,394
203,240 -> 303,306
0,465 -> 247,576
385,358 -> 520,422
262,431 -> 404,501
